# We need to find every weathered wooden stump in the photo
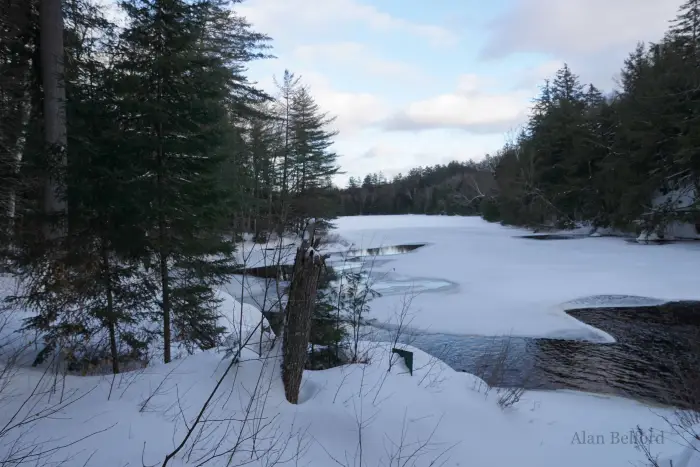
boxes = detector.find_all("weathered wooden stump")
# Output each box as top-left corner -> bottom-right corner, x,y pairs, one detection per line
282,239 -> 324,404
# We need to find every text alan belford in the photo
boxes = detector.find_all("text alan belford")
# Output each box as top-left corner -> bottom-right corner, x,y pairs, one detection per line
571,429 -> 664,445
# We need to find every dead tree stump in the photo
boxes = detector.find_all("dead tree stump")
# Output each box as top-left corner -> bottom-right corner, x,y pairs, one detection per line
282,240 -> 324,404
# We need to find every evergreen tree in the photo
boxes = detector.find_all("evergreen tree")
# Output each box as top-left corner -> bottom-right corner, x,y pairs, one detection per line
273,69 -> 302,232
308,266 -> 346,369
113,0 -> 267,362
338,161 -> 496,217
288,85 -> 339,230
62,2 -> 154,372
670,0 -> 700,58
2,0 -> 342,375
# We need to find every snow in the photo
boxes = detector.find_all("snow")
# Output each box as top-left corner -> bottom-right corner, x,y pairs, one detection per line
637,230 -> 664,243
0,340 -> 694,467
659,437 -> 700,467
215,289 -> 274,353
2,214 -> 699,466
331,215 -> 700,342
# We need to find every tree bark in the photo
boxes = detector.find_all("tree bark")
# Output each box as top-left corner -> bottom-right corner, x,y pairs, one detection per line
40,0 -> 67,236
282,241 -> 323,404
101,238 -> 120,374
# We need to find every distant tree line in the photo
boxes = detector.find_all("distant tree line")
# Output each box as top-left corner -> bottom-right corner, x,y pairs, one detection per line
339,0 -> 700,236
338,160 -> 497,216
1,0 -> 340,372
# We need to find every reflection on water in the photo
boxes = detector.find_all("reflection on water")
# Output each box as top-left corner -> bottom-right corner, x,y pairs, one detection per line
518,234 -> 582,240
345,243 -> 426,258
370,302 -> 700,407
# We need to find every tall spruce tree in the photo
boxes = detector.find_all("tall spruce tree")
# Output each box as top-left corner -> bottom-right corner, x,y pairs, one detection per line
273,69 -> 301,233
671,0 -> 700,57
59,1 -> 155,373
308,266 -> 346,369
288,85 -> 339,230
113,0 -> 268,362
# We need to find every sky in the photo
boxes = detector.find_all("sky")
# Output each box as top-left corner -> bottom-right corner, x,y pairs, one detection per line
235,0 -> 684,186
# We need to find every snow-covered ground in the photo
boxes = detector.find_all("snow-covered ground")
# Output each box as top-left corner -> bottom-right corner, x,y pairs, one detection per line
1,338 -> 694,467
330,215 -> 700,342
1,214 -> 699,466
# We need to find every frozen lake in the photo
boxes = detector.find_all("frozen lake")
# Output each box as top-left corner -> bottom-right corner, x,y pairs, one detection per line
229,214 -> 700,341
329,214 -> 700,341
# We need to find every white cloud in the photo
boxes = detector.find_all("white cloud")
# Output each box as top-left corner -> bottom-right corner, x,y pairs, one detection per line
382,74 -> 532,133
237,0 -> 457,45
294,71 -> 391,135
483,0 -> 681,58
481,0 -> 683,88
455,74 -> 483,94
293,42 -> 423,79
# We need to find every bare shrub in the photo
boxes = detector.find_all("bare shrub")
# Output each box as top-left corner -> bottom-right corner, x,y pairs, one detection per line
318,362 -> 457,467
471,335 -> 528,408
338,245 -> 382,363
387,292 -> 417,373
496,386 -> 526,409
636,329 -> 700,466
149,320 -> 311,467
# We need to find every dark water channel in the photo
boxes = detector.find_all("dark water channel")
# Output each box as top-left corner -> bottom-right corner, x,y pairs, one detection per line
371,302 -> 700,408
518,234 -> 584,240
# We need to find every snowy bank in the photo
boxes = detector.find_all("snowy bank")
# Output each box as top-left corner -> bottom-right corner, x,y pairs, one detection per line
0,340 -> 693,467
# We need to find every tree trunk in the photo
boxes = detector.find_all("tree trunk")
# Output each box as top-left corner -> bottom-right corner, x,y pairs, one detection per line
159,219 -> 171,364
6,90 -> 31,233
156,134 -> 170,363
101,239 -> 120,374
282,241 -> 323,404
40,0 -> 67,236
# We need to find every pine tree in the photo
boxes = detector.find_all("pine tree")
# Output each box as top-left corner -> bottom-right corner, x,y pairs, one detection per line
479,3 -> 700,232
579,84 -> 614,225
113,0 -> 268,362
63,3 -> 155,373
273,69 -> 302,232
531,64 -> 587,224
308,266 -> 346,369
670,0 -> 700,58
243,106 -> 280,240
288,85 -> 339,230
